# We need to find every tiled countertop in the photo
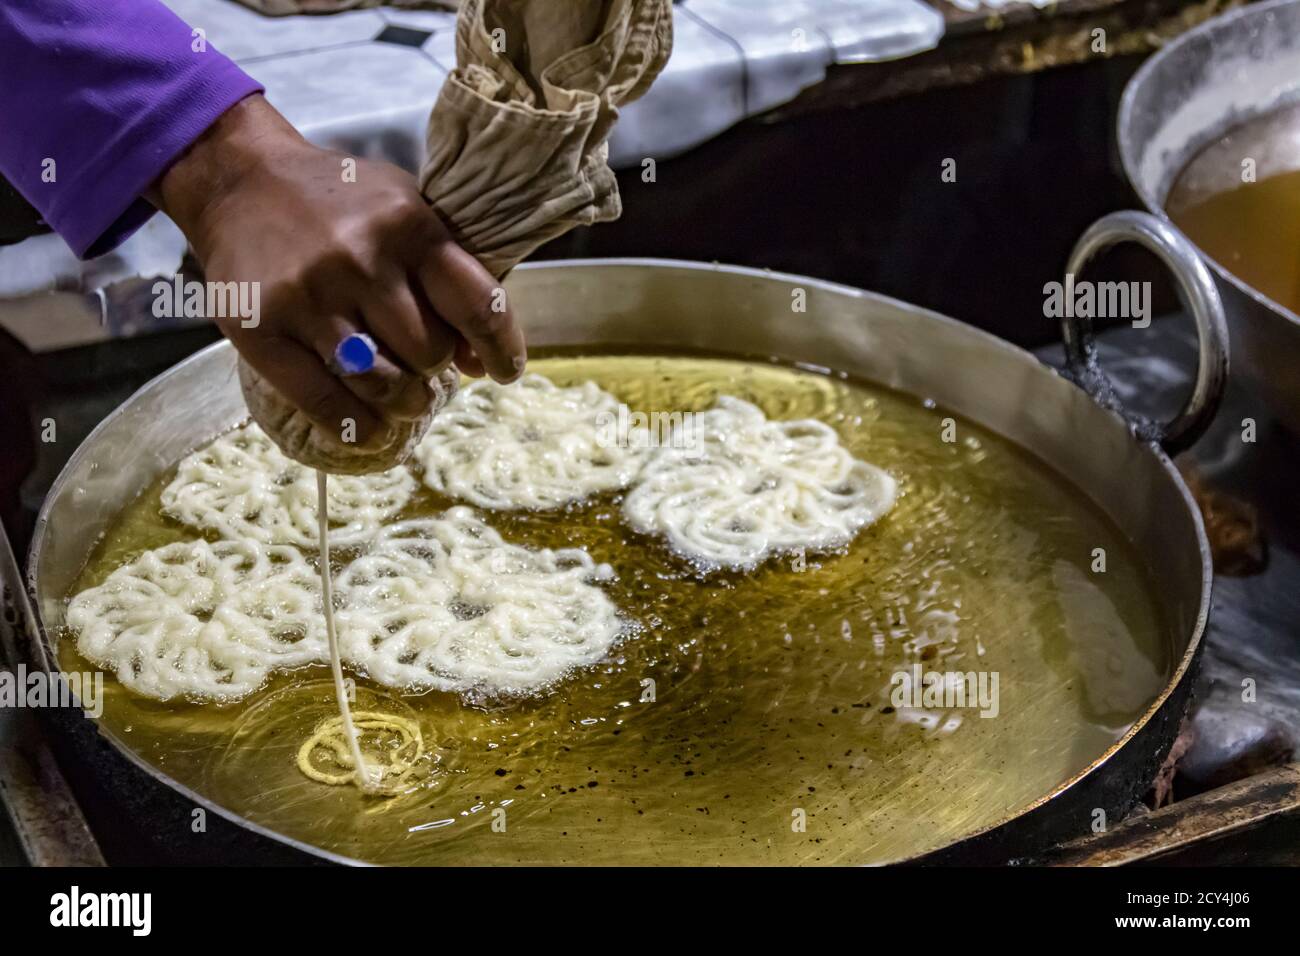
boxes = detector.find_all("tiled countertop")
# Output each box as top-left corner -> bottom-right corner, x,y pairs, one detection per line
170,0 -> 945,167
0,0 -> 946,310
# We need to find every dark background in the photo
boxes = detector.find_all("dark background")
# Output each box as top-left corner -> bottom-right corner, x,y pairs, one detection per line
538,52 -> 1172,347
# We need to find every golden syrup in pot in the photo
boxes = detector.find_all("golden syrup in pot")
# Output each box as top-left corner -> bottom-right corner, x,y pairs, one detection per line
59,354 -> 1171,865
1168,103 -> 1300,314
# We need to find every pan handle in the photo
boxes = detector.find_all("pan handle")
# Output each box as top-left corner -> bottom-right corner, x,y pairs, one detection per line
1060,210 -> 1229,455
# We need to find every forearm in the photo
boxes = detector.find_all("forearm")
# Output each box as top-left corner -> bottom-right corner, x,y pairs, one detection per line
149,94 -> 305,248
0,0 -> 263,258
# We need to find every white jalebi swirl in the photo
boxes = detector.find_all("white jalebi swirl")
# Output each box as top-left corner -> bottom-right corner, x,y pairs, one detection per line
67,539 -> 326,701
161,423 -> 415,548
622,396 -> 898,572
412,374 -> 651,510
296,711 -> 426,793
337,508 -> 623,695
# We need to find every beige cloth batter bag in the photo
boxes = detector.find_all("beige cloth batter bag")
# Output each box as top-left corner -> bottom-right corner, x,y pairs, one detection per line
240,0 -> 673,474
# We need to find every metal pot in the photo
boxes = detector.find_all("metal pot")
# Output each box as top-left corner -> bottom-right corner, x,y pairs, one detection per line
1119,0 -> 1300,434
23,211 -> 1225,864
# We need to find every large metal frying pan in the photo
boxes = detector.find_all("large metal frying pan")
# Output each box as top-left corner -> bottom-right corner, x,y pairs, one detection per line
1120,0 -> 1300,435
23,211 -> 1225,865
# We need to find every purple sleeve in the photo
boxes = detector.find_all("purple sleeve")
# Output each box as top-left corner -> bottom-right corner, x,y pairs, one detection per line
0,1 -> 264,259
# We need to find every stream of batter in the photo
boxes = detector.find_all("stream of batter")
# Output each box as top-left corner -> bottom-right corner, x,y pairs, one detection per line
298,472 -> 427,794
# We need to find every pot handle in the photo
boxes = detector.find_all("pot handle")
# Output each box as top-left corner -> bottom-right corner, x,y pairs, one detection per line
1060,210 -> 1229,455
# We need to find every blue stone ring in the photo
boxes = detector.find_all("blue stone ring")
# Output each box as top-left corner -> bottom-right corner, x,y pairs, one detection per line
332,333 -> 378,377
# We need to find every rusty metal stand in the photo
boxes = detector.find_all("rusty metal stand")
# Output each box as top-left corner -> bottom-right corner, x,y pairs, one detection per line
0,520 -> 103,867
